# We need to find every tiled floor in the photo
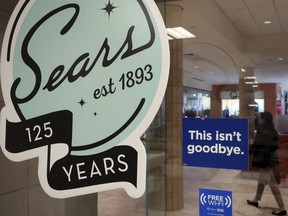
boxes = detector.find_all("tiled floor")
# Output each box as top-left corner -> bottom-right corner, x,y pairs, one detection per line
98,167 -> 288,216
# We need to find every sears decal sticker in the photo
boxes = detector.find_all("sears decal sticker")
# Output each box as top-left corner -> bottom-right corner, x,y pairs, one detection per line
0,0 -> 169,198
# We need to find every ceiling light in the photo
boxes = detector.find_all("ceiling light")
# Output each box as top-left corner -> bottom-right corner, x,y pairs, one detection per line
244,76 -> 256,80
167,35 -> 173,40
245,81 -> 258,84
166,27 -> 196,39
278,57 -> 284,61
194,65 -> 199,69
241,68 -> 246,72
252,85 -> 258,88
264,20 -> 272,24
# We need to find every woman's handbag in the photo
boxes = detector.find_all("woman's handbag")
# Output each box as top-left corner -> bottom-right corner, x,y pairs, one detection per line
251,129 -> 279,168
273,169 -> 281,185
252,150 -> 271,168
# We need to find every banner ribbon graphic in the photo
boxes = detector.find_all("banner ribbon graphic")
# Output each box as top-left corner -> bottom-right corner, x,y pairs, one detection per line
5,110 -> 138,190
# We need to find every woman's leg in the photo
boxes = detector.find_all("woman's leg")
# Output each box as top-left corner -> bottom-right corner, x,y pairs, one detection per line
254,183 -> 265,201
270,185 -> 285,209
254,169 -> 266,201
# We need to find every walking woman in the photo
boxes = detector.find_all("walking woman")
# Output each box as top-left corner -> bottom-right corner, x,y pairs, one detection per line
247,111 -> 286,215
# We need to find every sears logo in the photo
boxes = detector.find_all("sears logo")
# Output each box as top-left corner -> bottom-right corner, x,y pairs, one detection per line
0,0 -> 169,198
199,188 -> 232,216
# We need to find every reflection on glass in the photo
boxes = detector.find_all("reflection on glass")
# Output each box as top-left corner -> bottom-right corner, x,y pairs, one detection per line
222,99 -> 239,118
183,87 -> 211,118
146,102 -> 166,216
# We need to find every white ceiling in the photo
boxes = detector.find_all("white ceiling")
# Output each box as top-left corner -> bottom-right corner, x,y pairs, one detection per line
0,0 -> 288,93
215,0 -> 288,35
215,0 -> 288,91
169,0 -> 288,92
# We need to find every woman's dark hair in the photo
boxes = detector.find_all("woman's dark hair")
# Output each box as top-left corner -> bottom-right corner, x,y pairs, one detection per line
260,111 -> 273,124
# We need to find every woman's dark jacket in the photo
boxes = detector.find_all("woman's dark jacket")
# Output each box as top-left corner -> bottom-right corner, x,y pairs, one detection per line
250,123 -> 279,168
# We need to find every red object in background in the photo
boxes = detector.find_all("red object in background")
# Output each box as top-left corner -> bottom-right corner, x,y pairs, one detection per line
276,100 -> 282,114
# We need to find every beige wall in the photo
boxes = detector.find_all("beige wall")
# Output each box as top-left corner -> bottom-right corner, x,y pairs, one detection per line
0,151 -> 98,216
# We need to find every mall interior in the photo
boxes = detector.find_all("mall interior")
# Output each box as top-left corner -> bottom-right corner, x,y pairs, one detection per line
1,0 -> 288,215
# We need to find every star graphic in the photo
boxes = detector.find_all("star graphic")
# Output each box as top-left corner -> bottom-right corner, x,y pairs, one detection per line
101,0 -> 117,18
78,98 -> 86,108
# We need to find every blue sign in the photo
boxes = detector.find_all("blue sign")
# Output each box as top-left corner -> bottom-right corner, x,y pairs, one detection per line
183,118 -> 248,170
199,188 -> 232,216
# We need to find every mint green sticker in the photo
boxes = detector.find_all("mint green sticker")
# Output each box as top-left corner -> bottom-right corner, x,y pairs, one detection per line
1,0 -> 169,198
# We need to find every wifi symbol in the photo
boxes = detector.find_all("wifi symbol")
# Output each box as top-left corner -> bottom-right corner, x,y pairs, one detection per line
225,195 -> 232,208
200,193 -> 207,205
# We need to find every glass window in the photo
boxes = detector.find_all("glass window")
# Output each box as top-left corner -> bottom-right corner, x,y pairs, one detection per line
183,87 -> 211,118
178,0 -> 288,215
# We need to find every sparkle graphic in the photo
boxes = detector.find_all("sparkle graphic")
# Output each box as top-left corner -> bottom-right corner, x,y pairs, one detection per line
78,98 -> 86,108
101,0 -> 117,18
